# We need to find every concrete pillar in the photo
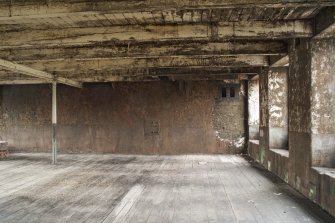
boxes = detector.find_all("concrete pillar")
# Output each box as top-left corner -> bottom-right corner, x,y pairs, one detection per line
310,38 -> 335,168
288,39 -> 313,196
258,67 -> 288,166
268,67 -> 288,149
248,77 -> 259,140
259,70 -> 269,166
288,37 -> 335,196
52,82 -> 57,164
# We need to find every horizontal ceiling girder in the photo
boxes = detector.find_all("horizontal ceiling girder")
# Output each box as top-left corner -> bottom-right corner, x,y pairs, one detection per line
0,0 -> 334,18
0,7 -> 321,32
0,21 -> 312,49
0,66 -> 261,83
0,59 -> 82,88
0,73 -> 253,84
14,56 -> 268,74
0,40 -> 287,61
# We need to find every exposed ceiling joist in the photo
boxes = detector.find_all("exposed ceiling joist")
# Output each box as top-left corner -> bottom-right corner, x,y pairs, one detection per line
0,21 -> 312,49
14,56 -> 268,74
0,73 -> 254,84
0,66 -> 261,83
0,7 -> 321,31
0,79 -> 48,85
0,59 -> 82,88
0,40 -> 287,61
149,67 -> 262,76
0,0 -> 334,17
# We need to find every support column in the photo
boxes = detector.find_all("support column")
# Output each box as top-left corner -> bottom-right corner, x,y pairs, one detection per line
248,76 -> 260,140
52,82 -> 57,164
310,38 -> 335,168
258,70 -> 269,166
268,67 -> 288,149
288,37 -> 335,216
258,66 -> 288,167
288,39 -> 312,195
310,38 -> 335,216
288,37 -> 335,194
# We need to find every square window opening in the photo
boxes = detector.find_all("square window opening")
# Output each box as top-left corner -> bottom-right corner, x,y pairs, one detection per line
230,87 -> 235,98
222,87 -> 227,98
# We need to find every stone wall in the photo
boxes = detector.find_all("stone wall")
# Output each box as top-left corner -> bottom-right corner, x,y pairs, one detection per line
0,81 -> 247,154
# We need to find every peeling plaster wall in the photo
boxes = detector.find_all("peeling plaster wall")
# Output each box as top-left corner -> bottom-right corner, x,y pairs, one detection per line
258,70 -> 270,166
257,67 -> 288,167
288,39 -> 312,196
268,67 -> 288,149
0,81 -> 246,154
311,38 -> 335,167
248,78 -> 259,140
268,68 -> 288,129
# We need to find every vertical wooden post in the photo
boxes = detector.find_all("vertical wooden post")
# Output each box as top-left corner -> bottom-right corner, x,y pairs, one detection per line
52,82 -> 57,164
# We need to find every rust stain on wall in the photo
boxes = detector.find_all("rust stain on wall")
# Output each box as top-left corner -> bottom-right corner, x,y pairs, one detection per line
0,81 -> 246,154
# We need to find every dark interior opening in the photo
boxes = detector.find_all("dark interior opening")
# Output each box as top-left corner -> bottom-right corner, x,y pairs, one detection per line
230,87 -> 235,98
222,87 -> 227,98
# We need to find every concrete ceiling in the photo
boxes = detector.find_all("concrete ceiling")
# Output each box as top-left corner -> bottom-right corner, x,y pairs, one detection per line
0,0 -> 334,84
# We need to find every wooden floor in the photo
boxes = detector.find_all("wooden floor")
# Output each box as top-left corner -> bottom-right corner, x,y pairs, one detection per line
0,154 -> 334,223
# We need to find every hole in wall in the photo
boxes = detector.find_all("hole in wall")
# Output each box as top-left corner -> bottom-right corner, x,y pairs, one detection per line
222,87 -> 227,98
230,87 -> 235,98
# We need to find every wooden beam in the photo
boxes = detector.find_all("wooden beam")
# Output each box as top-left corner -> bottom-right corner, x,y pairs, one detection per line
15,56 -> 268,74
0,79 -> 48,85
0,67 -> 260,83
314,7 -> 335,39
0,1 -> 334,18
0,74 -> 254,83
0,67 -> 262,77
0,59 -> 82,88
150,67 -> 261,76
0,7 -> 322,32
169,74 -> 252,81
0,40 -> 287,61
0,21 -> 312,49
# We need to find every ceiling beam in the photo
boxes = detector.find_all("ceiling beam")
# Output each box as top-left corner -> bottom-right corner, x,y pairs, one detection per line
0,21 -> 312,49
0,1 -> 334,18
149,67 -> 261,76
0,40 -> 287,61
0,59 -> 82,88
0,79 -> 48,85
15,55 -> 269,74
0,7 -> 321,32
0,73 -> 255,84
0,66 -> 261,83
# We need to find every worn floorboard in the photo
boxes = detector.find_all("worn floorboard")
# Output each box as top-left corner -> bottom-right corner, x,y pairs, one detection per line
0,153 -> 334,223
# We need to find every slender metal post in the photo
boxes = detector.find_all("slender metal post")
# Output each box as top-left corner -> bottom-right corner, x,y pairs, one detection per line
52,82 -> 57,164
